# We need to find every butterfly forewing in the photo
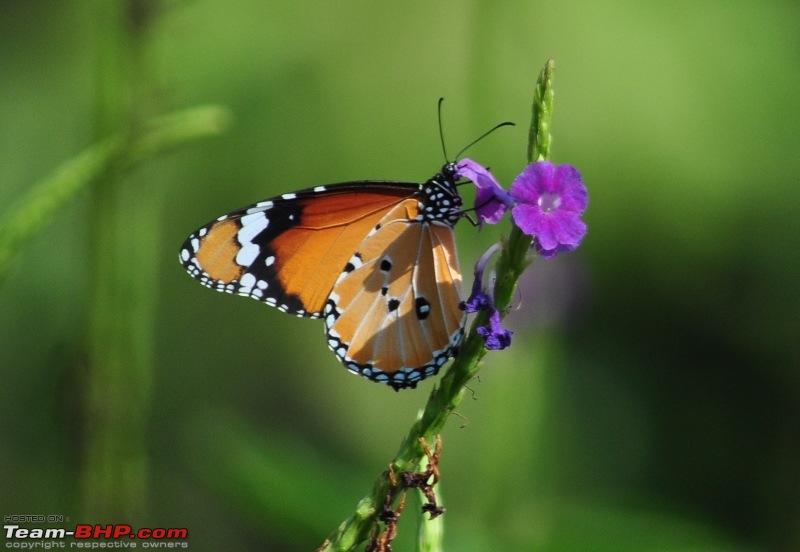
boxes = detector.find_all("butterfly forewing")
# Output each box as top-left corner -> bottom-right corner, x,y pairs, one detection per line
180,183 -> 419,318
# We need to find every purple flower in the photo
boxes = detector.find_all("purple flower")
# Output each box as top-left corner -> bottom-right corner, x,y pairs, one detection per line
459,243 -> 500,313
477,309 -> 513,350
460,279 -> 491,314
459,243 -> 513,350
457,158 -> 513,225
510,162 -> 588,258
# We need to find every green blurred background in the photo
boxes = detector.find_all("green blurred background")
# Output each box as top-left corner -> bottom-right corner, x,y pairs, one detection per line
2,1 -> 798,550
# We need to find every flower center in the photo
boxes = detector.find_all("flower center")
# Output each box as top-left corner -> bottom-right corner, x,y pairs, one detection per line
537,193 -> 561,213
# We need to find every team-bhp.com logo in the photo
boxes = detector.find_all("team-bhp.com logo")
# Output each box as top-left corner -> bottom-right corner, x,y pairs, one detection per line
4,523 -> 188,548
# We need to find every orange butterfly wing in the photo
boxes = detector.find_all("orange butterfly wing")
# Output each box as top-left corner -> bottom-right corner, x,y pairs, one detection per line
180,184 -> 419,317
324,201 -> 465,389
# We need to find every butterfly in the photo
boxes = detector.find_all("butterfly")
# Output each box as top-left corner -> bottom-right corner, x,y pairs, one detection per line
179,162 -> 469,390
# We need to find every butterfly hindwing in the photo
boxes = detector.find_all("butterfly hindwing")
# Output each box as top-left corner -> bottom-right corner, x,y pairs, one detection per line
323,200 -> 465,390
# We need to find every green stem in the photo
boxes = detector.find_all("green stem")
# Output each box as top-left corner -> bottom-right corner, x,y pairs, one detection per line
80,0 -> 230,521
82,0 -> 152,521
319,59 -> 556,552
415,450 -> 444,552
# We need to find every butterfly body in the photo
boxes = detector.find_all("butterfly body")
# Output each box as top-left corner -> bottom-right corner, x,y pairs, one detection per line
180,163 -> 466,390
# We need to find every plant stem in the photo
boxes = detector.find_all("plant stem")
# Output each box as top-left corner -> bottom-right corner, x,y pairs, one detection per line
82,0 -> 151,521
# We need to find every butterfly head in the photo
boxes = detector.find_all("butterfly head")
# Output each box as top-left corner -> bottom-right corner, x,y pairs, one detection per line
417,162 -> 463,227
441,161 -> 459,181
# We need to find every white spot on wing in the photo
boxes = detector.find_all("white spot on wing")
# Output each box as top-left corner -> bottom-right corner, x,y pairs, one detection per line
348,254 -> 363,270
239,273 -> 256,293
235,243 -> 260,266
238,213 -> 269,243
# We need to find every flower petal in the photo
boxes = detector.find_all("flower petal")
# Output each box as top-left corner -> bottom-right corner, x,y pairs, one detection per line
460,285 -> 491,313
533,242 -> 561,259
477,309 -> 513,350
509,203 -> 542,237
510,161 -> 555,203
457,158 -> 511,224
526,211 -> 561,250
460,243 -> 501,312
554,164 -> 588,213
551,212 -> 587,247
474,187 -> 508,225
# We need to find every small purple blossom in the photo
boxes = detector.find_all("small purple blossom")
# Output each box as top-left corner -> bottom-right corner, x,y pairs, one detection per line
459,243 -> 500,313
476,309 -> 513,350
510,161 -> 588,258
460,279 -> 491,314
456,159 -> 513,225
459,243 -> 513,350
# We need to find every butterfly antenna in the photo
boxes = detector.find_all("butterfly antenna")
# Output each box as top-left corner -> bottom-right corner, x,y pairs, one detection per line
438,97 -> 449,161
454,121 -> 515,160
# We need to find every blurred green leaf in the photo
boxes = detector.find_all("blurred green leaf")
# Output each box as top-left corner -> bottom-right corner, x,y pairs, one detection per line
0,105 -> 231,282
